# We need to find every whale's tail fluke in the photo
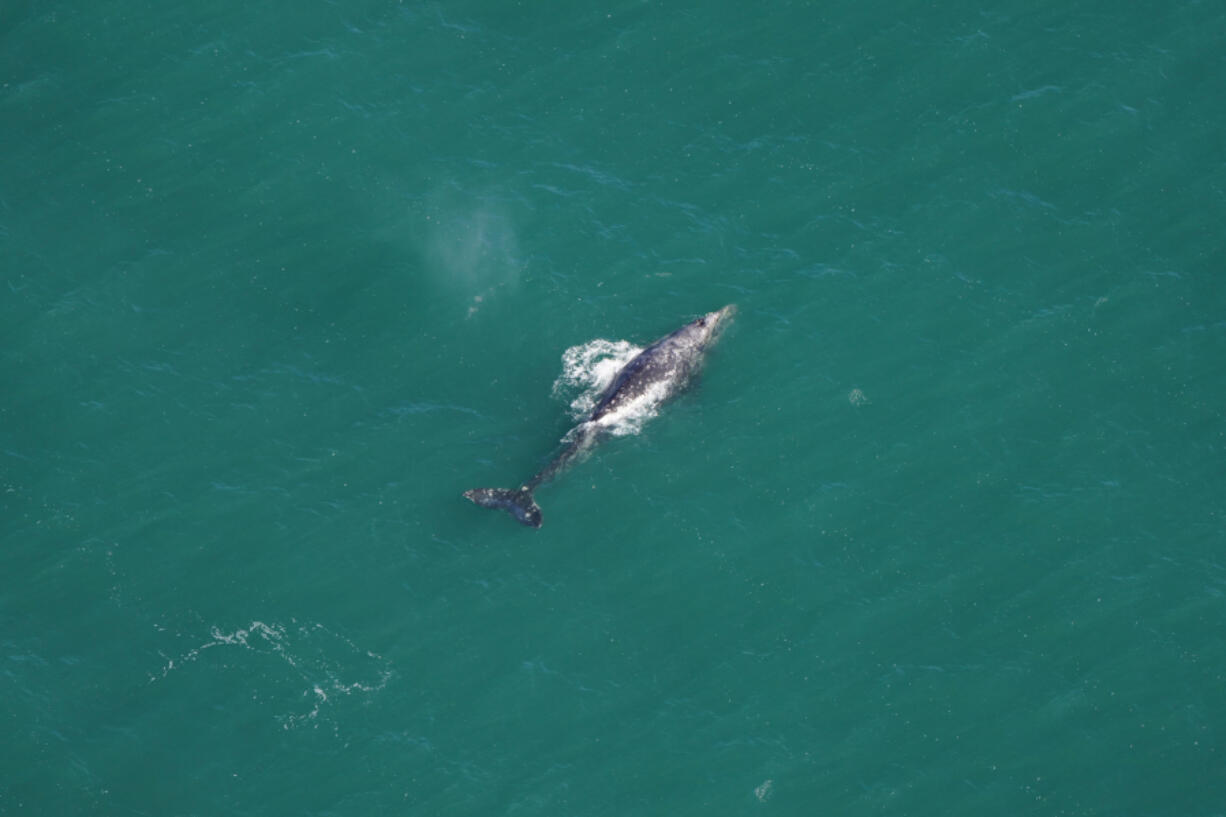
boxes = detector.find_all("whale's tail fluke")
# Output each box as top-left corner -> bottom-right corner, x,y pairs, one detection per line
463,486 -> 542,528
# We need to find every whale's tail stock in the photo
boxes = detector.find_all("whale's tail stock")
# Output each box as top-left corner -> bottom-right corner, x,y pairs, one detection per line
463,486 -> 543,528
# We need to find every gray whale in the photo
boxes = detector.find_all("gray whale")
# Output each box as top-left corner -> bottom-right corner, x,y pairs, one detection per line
464,305 -> 736,528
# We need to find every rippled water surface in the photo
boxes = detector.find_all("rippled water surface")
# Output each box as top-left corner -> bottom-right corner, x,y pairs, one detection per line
3,2 -> 1224,814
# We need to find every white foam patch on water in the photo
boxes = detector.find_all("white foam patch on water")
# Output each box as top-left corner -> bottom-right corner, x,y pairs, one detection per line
150,620 -> 393,733
551,339 -> 635,410
552,339 -> 640,410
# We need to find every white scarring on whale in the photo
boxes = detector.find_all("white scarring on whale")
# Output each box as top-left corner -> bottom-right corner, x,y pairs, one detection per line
463,305 -> 736,528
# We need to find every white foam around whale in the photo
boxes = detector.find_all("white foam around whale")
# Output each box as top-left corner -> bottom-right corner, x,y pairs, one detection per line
551,338 -> 661,436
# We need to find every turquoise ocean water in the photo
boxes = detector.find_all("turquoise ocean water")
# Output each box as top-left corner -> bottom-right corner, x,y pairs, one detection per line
3,1 -> 1224,814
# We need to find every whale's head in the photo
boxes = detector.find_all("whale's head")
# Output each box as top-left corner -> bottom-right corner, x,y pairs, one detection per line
663,305 -> 736,362
690,304 -> 736,348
